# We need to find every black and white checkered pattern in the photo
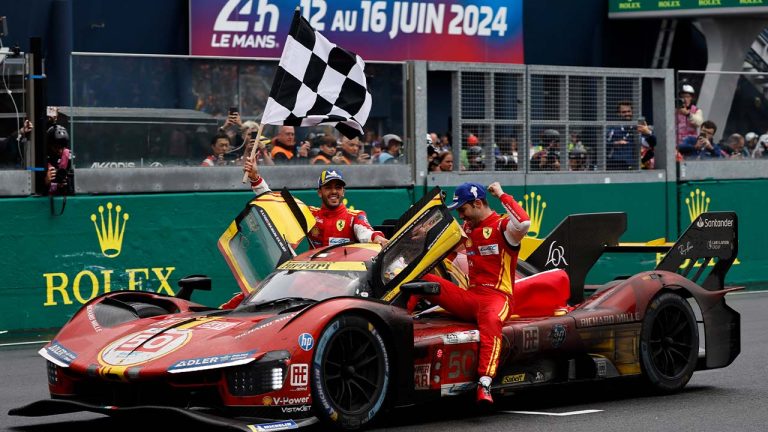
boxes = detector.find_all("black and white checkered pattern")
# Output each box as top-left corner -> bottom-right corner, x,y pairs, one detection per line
261,10 -> 372,139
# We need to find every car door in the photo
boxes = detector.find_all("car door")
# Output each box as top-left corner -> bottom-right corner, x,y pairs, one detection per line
374,187 -> 464,302
217,189 -> 316,294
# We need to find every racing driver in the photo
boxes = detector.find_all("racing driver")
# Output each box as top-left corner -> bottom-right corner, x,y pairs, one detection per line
220,157 -> 390,310
244,155 -> 389,248
420,181 -> 530,404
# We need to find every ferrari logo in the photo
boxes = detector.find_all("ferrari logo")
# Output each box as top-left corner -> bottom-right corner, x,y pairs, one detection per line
311,227 -> 320,236
336,220 -> 345,231
465,238 -> 473,247
483,227 -> 492,239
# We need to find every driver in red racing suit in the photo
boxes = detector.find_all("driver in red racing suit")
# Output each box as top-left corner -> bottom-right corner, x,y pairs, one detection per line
220,156 -> 389,309
419,181 -> 530,404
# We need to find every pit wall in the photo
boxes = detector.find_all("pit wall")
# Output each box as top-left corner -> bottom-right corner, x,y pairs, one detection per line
1,180 -> 765,338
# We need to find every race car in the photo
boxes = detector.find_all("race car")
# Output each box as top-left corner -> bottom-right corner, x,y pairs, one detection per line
11,187 -> 740,431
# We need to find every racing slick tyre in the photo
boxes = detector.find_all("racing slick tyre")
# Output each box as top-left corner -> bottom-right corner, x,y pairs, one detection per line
639,292 -> 699,393
311,315 -> 390,430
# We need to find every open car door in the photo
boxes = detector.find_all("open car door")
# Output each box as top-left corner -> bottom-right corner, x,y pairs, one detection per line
374,187 -> 464,303
217,189 -> 316,294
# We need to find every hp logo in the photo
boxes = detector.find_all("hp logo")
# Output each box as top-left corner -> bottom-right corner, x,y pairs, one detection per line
298,333 -> 314,351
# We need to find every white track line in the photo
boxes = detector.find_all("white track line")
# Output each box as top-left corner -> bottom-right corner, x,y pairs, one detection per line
0,340 -> 50,347
501,409 -> 603,416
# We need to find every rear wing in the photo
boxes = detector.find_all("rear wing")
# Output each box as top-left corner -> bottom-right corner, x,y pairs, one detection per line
655,211 -> 738,291
525,211 -> 738,304
525,213 -> 626,304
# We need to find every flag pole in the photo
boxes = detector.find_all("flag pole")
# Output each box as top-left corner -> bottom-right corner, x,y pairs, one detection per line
241,122 -> 266,183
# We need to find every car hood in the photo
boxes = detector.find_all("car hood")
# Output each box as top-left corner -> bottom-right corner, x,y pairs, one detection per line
40,309 -> 298,379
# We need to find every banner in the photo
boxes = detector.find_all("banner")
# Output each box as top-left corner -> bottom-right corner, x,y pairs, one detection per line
189,0 -> 524,63
609,0 -> 768,18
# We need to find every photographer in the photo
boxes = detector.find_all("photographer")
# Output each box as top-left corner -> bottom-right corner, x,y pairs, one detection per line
45,125 -> 73,195
606,101 -> 656,170
530,129 -> 561,171
675,84 -> 704,145
678,120 -> 724,160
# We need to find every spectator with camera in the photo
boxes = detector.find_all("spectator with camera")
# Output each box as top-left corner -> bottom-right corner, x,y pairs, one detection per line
235,123 -> 273,167
201,131 -> 232,166
530,129 -> 561,171
606,101 -> 655,170
45,124 -> 73,195
724,133 -> 748,159
675,84 -> 704,145
270,126 -> 310,164
333,136 -> 370,164
678,120 -> 725,160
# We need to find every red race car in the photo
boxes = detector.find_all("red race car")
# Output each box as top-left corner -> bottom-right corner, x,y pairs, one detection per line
12,188 -> 740,431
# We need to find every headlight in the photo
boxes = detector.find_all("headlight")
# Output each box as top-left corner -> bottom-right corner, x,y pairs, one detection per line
226,350 -> 289,396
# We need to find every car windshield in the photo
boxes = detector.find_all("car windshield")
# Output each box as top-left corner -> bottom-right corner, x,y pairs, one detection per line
241,268 -> 369,306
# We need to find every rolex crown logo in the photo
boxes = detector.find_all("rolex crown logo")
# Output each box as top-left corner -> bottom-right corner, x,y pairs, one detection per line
91,202 -> 129,258
520,192 -> 546,238
685,188 -> 710,222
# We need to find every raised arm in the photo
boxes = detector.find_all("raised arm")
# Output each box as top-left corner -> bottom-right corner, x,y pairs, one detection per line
244,155 -> 272,196
488,182 -> 530,246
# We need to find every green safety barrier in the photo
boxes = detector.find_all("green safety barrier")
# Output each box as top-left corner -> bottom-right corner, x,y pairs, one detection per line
1,180 -> 766,339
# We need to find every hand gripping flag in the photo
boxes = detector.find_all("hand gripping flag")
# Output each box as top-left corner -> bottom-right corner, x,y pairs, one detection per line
261,9 -> 372,139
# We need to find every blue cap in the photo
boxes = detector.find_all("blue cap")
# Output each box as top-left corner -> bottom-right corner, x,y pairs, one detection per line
446,182 -> 486,210
318,169 -> 346,188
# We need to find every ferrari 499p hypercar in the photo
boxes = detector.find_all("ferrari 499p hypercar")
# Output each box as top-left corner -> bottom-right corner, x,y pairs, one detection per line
12,188 -> 740,431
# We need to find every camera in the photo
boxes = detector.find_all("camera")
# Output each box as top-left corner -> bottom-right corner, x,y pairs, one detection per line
228,106 -> 238,116
675,98 -> 685,109
250,130 -> 258,140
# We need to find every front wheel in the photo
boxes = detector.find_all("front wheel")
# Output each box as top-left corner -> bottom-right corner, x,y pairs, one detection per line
639,292 -> 699,393
312,315 -> 390,430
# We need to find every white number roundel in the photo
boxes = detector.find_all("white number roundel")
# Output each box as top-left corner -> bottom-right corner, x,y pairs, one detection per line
100,328 -> 191,366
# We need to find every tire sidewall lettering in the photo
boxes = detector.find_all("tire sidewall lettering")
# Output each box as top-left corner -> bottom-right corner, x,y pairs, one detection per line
312,316 -> 389,427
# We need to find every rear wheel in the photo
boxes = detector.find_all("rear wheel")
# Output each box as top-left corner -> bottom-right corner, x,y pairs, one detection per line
312,315 -> 390,430
639,292 -> 698,393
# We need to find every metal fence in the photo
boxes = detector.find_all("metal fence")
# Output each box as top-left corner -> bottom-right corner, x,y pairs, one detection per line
20,54 -> 768,196
450,65 -> 660,173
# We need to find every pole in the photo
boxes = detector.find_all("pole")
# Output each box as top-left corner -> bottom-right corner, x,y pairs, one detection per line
241,122 -> 266,183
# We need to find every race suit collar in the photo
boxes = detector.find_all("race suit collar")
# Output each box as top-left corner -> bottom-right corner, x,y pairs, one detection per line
319,202 -> 347,214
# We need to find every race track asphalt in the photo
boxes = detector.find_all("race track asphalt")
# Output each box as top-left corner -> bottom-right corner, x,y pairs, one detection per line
2,291 -> 767,432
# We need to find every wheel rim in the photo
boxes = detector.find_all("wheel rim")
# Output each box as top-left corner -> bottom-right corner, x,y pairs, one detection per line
322,327 -> 383,413
648,304 -> 694,378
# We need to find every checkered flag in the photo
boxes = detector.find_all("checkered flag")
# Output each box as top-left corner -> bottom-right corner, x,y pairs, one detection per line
261,10 -> 372,139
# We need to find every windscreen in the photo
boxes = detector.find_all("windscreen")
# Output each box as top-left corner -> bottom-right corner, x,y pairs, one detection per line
241,268 -> 368,305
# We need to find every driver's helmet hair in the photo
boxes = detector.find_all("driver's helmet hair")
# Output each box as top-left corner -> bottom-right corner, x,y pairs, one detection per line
383,256 -> 407,282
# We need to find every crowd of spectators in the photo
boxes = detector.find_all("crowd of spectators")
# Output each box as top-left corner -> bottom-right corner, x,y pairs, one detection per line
674,83 -> 768,161
195,110 -> 410,168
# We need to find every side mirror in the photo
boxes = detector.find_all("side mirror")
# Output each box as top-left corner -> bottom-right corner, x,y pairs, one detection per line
177,274 -> 211,300
400,281 -> 440,296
